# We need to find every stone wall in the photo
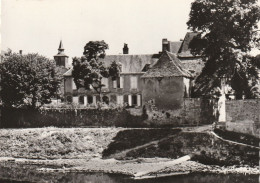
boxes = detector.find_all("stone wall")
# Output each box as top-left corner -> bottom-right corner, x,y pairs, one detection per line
0,108 -> 146,128
225,100 -> 260,137
0,98 -> 217,128
144,98 -> 217,127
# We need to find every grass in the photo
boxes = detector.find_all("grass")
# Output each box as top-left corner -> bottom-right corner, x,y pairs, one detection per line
214,129 -> 259,147
0,127 -> 121,159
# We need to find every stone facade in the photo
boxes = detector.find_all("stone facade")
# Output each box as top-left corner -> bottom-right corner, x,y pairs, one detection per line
62,36 -> 200,109
64,73 -> 144,107
225,100 -> 260,137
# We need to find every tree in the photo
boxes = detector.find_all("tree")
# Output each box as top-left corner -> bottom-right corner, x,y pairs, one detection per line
187,0 -> 260,99
0,52 -> 62,108
72,41 -> 120,101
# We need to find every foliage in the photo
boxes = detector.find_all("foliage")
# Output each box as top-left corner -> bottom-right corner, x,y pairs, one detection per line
187,0 -> 260,98
0,52 -> 62,108
72,41 -> 120,98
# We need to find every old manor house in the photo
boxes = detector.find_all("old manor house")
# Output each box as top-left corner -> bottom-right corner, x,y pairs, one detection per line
54,32 -> 204,110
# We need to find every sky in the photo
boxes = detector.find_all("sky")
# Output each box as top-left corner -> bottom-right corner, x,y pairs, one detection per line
1,0 -> 260,62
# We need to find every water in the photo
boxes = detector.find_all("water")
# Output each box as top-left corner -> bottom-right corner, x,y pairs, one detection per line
0,162 -> 258,183
0,172 -> 258,183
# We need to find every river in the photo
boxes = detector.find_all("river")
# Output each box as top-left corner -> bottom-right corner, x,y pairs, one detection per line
0,172 -> 259,183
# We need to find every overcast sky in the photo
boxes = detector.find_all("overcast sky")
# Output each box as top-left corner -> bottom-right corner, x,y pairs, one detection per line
1,0 -> 260,61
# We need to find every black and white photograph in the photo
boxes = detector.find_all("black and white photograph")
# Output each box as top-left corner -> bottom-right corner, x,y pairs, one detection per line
0,0 -> 259,182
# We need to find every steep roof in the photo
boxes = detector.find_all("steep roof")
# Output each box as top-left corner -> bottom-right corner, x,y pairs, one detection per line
178,32 -> 199,58
63,54 -> 160,76
58,40 -> 64,50
141,51 -> 192,78
63,68 -> 72,76
169,41 -> 182,53
181,59 -> 204,77
54,40 -> 68,58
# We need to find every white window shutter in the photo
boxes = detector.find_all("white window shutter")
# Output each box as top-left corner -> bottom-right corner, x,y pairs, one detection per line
120,76 -> 124,88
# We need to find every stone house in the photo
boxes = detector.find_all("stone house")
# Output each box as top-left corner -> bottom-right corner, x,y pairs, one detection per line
142,51 -> 192,110
60,33 -> 204,108
63,50 -> 160,107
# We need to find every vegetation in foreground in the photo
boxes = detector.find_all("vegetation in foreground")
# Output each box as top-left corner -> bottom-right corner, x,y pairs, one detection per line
0,127 -> 258,166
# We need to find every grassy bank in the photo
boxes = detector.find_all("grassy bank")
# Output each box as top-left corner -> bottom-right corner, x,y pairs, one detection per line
0,127 -> 258,166
0,127 -> 259,181
0,127 -> 121,159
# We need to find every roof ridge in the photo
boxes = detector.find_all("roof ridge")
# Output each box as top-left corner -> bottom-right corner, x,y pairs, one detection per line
166,51 -> 191,77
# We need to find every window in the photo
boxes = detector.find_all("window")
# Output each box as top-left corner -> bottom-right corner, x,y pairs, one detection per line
130,76 -> 138,89
101,78 -> 108,88
117,95 -> 123,105
96,95 -> 101,103
132,95 -> 137,106
124,95 -> 128,104
113,80 -> 117,89
87,96 -> 93,104
102,96 -> 109,105
113,77 -> 122,89
79,96 -> 84,105
66,96 -> 72,103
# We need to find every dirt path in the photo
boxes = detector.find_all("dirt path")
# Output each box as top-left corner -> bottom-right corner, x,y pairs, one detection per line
182,124 -> 212,132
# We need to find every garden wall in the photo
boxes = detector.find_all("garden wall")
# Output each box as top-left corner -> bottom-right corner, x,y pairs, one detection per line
0,98 -> 217,128
0,108 -> 146,128
225,100 -> 260,137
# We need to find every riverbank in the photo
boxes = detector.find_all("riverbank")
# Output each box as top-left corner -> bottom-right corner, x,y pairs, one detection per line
0,127 -> 259,180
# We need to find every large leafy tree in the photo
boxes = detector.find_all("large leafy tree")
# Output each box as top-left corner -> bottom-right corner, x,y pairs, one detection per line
72,41 -> 120,101
0,53 -> 62,108
187,0 -> 260,99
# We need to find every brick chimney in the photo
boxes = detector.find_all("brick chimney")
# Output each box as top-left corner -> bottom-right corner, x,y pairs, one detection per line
162,38 -> 170,52
123,43 -> 129,54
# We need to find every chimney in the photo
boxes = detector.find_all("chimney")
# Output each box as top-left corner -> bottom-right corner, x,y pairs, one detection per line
162,39 -> 169,52
123,43 -> 129,54
19,50 -> 23,55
